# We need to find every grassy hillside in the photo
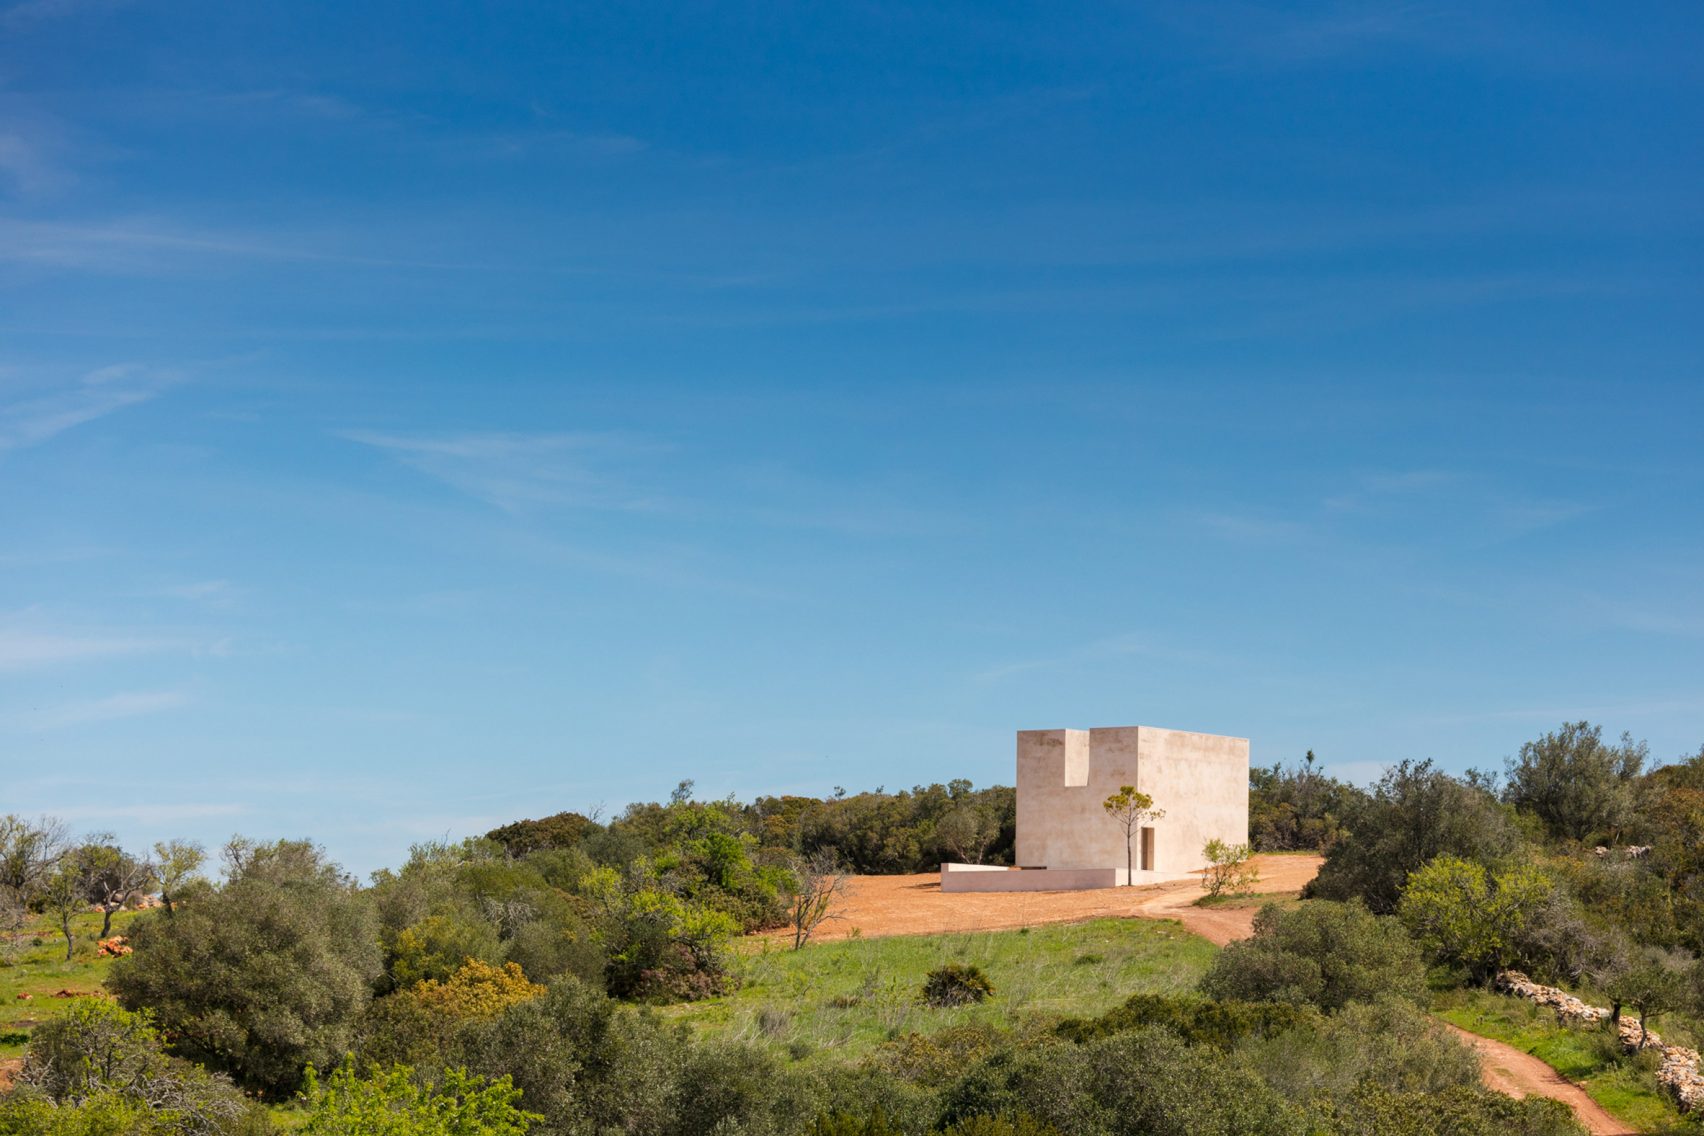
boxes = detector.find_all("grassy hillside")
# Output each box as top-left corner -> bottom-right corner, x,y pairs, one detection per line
667,917 -> 1214,1063
1,909 -> 139,1059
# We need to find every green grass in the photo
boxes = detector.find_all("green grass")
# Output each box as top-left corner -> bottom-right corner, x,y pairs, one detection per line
0,909 -> 139,1059
666,918 -> 1215,1064
1192,891 -> 1298,910
1433,986 -> 1687,1132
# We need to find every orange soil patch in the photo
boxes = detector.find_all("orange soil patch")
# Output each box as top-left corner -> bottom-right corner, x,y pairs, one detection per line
757,854 -> 1323,945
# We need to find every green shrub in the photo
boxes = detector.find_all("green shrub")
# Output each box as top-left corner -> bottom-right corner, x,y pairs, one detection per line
1324,1084 -> 1584,1136
1240,997 -> 1481,1103
942,1115 -> 1063,1136
1056,992 -> 1319,1049
923,964 -> 994,1007
941,1029 -> 1305,1136
1199,900 -> 1424,1011
299,1060 -> 536,1136
19,999 -> 266,1136
1305,760 -> 1522,914
878,1025 -> 1008,1086
810,1113 -> 905,1136
108,839 -> 381,1097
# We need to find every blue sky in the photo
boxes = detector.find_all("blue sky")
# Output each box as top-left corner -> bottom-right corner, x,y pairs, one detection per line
3,2 -> 1701,876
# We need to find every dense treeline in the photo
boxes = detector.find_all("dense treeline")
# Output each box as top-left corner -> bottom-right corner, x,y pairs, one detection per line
489,779 -> 1018,876
3,723 -> 1703,1135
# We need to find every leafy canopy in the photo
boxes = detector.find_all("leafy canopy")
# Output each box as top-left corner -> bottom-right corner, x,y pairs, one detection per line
301,1061 -> 537,1136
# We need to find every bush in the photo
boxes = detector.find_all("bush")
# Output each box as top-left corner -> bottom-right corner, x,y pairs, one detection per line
1199,900 -> 1425,1012
0,1091 -> 179,1136
19,999 -> 265,1136
1056,992 -> 1319,1049
878,1025 -> 1008,1086
299,1060 -> 536,1136
1201,840 -> 1259,899
107,839 -> 381,1097
1306,760 -> 1522,913
412,959 -> 546,1021
942,1029 -> 1305,1136
1398,855 -> 1554,983
1325,1085 -> 1584,1136
387,914 -> 504,988
1240,997 -> 1481,1103
923,964 -> 994,1007
941,1116 -> 1063,1136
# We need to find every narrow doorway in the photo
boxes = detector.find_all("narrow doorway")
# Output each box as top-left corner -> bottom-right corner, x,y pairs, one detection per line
1139,826 -> 1155,872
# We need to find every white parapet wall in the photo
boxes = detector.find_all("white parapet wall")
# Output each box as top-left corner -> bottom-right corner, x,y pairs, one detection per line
939,863 -> 1119,892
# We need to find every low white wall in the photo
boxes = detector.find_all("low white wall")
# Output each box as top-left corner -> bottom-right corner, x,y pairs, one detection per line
939,864 -> 1118,892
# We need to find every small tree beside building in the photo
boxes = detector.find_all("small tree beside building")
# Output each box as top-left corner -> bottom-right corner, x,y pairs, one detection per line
1102,786 -> 1164,886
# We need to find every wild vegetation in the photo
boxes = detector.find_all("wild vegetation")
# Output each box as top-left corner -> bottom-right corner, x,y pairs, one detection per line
2,723 -> 1702,1134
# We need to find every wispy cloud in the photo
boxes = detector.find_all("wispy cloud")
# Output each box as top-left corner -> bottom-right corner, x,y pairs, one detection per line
1189,510 -> 1308,544
0,132 -> 69,195
0,627 -> 171,670
15,688 -> 191,731
0,363 -> 180,452
159,579 -> 243,609
341,429 -> 667,513
0,217 -> 480,274
1321,468 -> 1594,542
1324,468 -> 1460,512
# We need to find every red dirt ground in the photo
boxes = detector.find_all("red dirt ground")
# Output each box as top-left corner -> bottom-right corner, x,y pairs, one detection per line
759,854 -> 1324,944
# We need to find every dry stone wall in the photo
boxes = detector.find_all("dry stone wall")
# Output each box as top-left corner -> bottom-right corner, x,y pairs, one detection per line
1496,970 -> 1704,1112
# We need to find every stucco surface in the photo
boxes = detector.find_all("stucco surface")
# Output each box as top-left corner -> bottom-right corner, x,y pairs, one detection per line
939,865 -> 1117,892
1014,725 -> 1248,883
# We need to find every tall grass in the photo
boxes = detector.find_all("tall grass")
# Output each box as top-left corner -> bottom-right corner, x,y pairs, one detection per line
668,918 -> 1214,1063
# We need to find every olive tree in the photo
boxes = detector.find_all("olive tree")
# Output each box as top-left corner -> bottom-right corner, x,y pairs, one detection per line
1307,760 -> 1522,913
80,835 -> 156,938
109,837 -> 381,1096
0,813 -> 68,907
1602,946 -> 1692,1046
1503,722 -> 1647,844
151,839 -> 207,917
1398,855 -> 1553,984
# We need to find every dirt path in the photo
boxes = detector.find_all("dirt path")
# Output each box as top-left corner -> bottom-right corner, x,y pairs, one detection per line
1440,1023 -> 1635,1135
1121,859 -> 1321,945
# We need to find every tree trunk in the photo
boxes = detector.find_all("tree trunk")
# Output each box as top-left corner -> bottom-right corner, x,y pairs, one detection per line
162,892 -> 175,917
60,916 -> 73,961
1126,830 -> 1133,886
99,905 -> 114,939
1609,999 -> 1622,1029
